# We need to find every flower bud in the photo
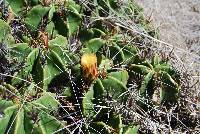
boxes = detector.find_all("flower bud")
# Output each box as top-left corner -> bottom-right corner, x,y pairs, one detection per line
81,53 -> 98,80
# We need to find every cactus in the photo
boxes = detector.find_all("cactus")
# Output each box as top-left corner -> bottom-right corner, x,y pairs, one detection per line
0,84 -> 65,133
129,54 -> 180,107
0,0 -> 184,133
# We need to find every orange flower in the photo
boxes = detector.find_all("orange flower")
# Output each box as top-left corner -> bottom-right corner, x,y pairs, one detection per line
81,53 -> 98,80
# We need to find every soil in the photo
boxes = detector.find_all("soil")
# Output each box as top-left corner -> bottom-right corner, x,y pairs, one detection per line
135,0 -> 200,54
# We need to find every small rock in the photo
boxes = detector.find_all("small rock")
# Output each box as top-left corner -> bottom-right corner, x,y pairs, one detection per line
193,4 -> 200,13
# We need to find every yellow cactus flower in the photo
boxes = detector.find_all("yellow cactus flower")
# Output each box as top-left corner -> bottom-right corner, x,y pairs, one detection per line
81,53 -> 98,80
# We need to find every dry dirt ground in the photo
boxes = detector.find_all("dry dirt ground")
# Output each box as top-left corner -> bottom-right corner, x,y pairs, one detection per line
135,0 -> 200,54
